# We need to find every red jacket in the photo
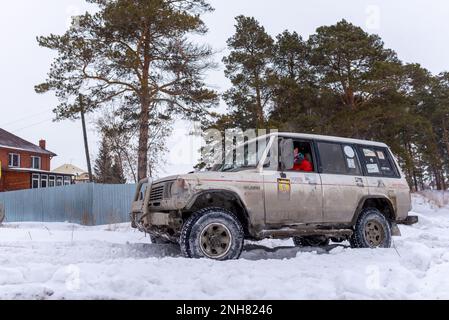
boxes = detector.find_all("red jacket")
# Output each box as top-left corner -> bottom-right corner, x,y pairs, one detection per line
294,160 -> 313,172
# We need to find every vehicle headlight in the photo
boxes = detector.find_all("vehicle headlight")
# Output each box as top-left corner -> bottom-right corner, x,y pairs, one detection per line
170,178 -> 189,197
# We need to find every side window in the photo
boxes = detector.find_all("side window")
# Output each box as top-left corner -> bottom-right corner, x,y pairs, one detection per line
317,142 -> 349,175
317,142 -> 361,175
359,147 -> 397,177
8,154 -> 20,167
49,176 -> 56,188
289,140 -> 315,172
31,174 -> 40,189
376,149 -> 396,177
31,156 -> 41,170
342,145 -> 361,175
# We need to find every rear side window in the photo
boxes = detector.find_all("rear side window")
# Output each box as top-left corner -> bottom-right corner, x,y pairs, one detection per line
317,142 -> 361,175
359,147 -> 397,177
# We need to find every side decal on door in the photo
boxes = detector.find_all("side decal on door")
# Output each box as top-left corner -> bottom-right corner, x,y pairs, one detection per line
277,178 -> 291,200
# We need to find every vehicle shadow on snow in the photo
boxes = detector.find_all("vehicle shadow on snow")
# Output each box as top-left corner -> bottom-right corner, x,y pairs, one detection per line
127,242 -> 348,260
241,243 -> 346,260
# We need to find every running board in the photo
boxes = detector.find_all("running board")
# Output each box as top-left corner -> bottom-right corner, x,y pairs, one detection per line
258,228 -> 353,239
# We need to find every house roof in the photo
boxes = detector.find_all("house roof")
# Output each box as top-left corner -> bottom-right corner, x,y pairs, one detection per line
7,167 -> 73,176
0,128 -> 57,156
52,164 -> 87,175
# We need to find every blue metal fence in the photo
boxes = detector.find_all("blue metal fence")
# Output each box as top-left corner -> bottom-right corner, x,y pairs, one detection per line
0,183 -> 137,225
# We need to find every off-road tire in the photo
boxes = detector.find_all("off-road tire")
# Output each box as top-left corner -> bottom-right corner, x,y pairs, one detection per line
350,208 -> 392,249
293,236 -> 330,247
180,207 -> 244,260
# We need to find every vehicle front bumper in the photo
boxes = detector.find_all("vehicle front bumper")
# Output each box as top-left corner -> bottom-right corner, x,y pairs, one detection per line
130,177 -> 153,230
131,210 -> 172,228
130,178 -> 184,241
397,215 -> 419,226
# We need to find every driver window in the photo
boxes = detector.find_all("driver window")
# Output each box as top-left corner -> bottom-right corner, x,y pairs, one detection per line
289,141 -> 315,172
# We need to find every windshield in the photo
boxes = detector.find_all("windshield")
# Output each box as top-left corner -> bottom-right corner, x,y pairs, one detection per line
213,137 -> 270,172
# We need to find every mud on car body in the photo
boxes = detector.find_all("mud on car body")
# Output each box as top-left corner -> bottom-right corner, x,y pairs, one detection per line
131,132 -> 418,260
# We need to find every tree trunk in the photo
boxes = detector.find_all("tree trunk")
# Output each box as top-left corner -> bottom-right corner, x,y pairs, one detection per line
80,96 -> 93,183
406,142 -> 418,192
412,170 -> 419,192
137,96 -> 150,181
434,169 -> 441,190
254,72 -> 264,128
345,87 -> 356,109
255,88 -> 264,128
442,123 -> 449,157
137,28 -> 151,182
120,143 -> 137,183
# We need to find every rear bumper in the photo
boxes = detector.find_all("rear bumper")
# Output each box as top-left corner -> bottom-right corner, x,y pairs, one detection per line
397,215 -> 419,226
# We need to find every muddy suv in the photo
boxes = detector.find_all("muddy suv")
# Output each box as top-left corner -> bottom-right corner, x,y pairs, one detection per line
131,133 -> 418,260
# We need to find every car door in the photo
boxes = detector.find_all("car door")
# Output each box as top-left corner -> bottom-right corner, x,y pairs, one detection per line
317,142 -> 369,224
264,138 -> 323,225
357,146 -> 410,218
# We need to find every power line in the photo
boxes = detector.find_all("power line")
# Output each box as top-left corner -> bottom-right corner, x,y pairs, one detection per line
11,118 -> 54,133
0,108 -> 54,127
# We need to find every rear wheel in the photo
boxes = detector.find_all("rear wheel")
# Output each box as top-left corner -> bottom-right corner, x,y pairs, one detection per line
350,208 -> 392,249
293,236 -> 330,247
180,208 -> 244,260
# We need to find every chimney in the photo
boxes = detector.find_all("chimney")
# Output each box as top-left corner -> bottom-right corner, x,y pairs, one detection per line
39,139 -> 46,150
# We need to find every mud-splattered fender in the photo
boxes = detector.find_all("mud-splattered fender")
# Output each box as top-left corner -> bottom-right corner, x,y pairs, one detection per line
184,184 -> 250,211
351,195 -> 397,225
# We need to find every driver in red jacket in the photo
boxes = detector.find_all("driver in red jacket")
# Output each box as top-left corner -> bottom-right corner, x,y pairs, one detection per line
293,148 -> 313,172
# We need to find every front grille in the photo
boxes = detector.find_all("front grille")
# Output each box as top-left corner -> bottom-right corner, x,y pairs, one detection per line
150,185 -> 165,202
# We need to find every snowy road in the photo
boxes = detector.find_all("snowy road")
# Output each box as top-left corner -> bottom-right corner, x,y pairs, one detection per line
1,193 -> 449,300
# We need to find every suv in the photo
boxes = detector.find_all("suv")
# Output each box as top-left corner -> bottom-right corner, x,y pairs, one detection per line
131,133 -> 418,260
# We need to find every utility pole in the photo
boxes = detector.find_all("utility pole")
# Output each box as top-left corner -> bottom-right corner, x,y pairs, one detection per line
80,94 -> 93,182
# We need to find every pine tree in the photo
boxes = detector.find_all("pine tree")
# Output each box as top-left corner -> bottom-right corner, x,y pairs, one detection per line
222,16 -> 274,130
36,0 -> 218,181
94,136 -> 114,184
269,30 -> 324,133
110,155 -> 127,184
308,19 -> 402,111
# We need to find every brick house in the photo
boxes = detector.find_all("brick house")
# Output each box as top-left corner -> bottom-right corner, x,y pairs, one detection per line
0,128 -> 73,192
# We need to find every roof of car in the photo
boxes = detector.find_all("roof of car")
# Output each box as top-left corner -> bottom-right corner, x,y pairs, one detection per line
266,132 -> 389,148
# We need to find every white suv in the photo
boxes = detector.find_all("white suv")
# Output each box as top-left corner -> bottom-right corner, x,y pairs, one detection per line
131,132 -> 418,260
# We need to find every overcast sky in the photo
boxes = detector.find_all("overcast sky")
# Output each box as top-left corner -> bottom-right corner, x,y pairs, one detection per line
1,0 -> 448,178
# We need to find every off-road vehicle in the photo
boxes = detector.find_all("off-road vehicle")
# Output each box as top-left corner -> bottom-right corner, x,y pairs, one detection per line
131,133 -> 418,260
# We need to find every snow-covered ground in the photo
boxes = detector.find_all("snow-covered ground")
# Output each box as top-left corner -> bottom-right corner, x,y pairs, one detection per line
1,193 -> 449,300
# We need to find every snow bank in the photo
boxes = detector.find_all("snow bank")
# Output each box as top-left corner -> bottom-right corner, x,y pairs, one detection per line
0,193 -> 448,300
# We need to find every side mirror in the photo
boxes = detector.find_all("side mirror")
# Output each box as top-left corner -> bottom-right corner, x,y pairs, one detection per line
280,139 -> 294,171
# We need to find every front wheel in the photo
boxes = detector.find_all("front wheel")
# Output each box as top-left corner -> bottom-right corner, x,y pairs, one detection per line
180,208 -> 244,260
350,208 -> 392,249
